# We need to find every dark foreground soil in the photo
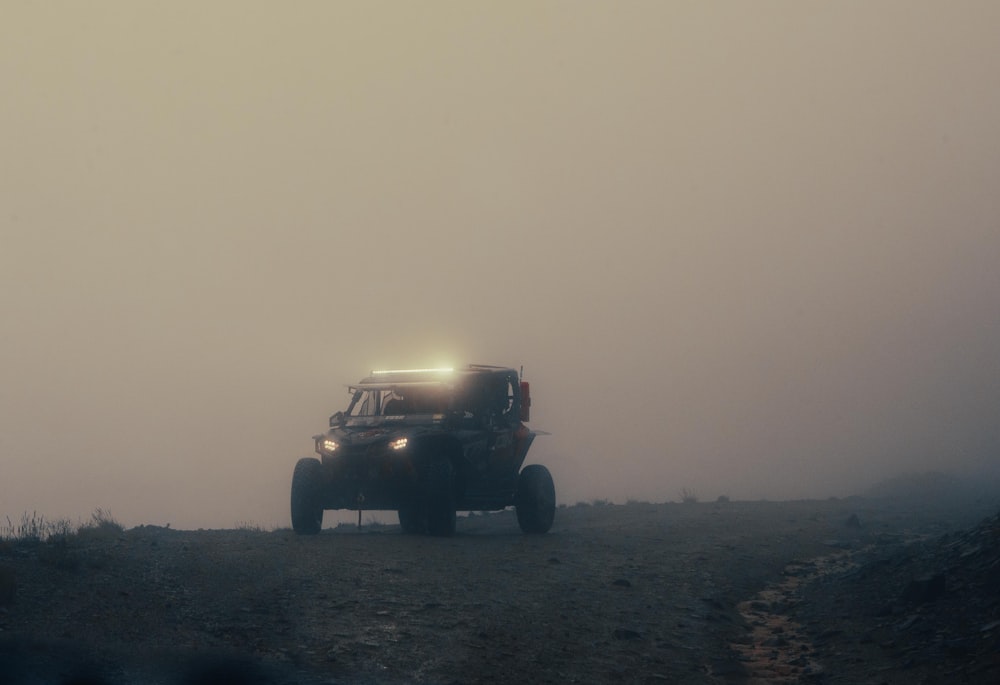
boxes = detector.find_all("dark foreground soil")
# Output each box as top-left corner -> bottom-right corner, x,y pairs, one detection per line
1,491 -> 998,684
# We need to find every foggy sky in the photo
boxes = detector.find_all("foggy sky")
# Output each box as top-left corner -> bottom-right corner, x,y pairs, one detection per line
3,2 -> 999,529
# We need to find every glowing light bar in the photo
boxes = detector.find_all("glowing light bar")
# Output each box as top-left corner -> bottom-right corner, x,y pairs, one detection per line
371,367 -> 454,375
323,439 -> 339,452
389,437 -> 408,450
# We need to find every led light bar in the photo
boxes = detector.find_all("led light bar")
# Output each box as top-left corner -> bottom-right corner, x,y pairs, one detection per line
371,367 -> 454,375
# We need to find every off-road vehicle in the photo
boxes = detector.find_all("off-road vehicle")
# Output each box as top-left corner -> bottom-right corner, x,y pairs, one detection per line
290,365 -> 555,536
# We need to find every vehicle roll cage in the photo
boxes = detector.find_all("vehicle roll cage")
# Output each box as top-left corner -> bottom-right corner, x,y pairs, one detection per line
337,365 -> 523,422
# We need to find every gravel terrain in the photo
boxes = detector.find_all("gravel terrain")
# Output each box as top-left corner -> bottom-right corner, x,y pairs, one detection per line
1,490 -> 997,684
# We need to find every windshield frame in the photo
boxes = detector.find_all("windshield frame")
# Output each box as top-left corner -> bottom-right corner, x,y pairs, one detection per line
344,380 -> 456,418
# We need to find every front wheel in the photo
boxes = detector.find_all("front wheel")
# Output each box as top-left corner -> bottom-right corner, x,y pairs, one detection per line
515,464 -> 556,534
425,460 -> 457,537
291,457 -> 324,534
398,500 -> 427,535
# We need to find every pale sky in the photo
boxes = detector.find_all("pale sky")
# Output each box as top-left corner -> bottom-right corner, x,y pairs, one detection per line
3,2 -> 999,529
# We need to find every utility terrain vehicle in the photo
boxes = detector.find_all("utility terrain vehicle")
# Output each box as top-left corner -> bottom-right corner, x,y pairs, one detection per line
290,365 -> 554,536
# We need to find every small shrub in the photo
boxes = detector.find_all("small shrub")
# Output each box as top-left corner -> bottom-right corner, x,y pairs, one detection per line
76,509 -> 124,546
87,508 -> 123,533
2,512 -> 80,542
680,488 -> 698,504
48,518 -> 76,538
2,512 -> 49,542
235,521 -> 266,533
2,508 -> 124,565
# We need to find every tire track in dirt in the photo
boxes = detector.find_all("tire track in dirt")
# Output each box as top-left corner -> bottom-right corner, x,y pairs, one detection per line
732,548 -> 863,683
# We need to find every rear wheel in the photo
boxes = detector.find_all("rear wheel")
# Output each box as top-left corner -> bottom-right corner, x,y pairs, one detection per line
425,460 -> 457,537
516,464 -> 556,534
291,458 -> 324,534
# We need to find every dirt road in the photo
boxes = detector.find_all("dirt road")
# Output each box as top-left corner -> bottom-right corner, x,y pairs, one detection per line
0,496 -> 994,684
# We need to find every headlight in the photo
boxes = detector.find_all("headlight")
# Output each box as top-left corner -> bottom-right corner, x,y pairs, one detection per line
389,437 -> 408,451
323,438 -> 339,452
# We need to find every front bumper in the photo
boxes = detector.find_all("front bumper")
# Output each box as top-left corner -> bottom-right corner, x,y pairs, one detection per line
317,445 -> 420,510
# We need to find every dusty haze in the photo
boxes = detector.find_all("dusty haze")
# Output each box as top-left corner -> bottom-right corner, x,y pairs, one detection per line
2,3 -> 998,530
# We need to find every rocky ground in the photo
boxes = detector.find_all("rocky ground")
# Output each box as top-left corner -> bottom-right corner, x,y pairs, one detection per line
1,483 -> 998,684
790,500 -> 1000,684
